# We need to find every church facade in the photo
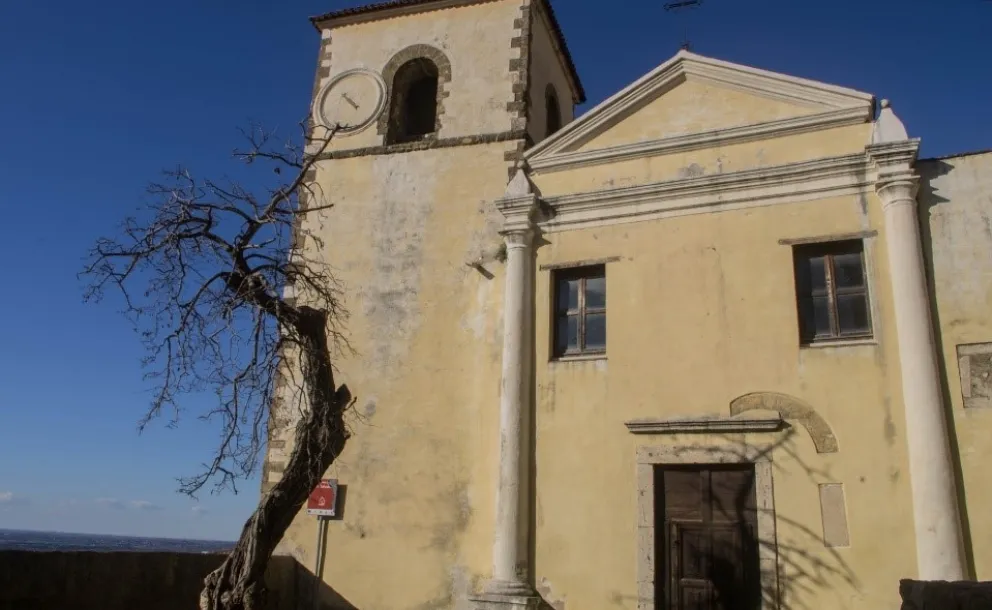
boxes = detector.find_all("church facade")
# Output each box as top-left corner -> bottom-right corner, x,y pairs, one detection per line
262,1 -> 992,609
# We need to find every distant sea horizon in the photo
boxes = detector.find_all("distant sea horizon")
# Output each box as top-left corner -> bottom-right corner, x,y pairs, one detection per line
0,528 -> 235,553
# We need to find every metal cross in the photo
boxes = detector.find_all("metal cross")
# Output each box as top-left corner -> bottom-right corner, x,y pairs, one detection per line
664,0 -> 704,52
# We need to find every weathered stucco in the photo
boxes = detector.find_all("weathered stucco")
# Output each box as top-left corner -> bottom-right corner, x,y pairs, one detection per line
265,6 -> 541,609
525,3 -> 576,144
918,151 -> 992,579
533,120 -> 871,196
530,193 -> 914,610
272,144 -> 516,610
577,78 -> 822,152
263,3 -> 992,609
320,0 -> 523,153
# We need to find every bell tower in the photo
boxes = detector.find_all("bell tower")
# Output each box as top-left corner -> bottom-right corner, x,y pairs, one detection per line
262,2 -> 585,610
305,0 -> 584,161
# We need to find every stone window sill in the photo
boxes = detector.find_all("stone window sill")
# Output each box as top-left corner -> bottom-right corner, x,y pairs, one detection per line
551,353 -> 607,364
801,337 -> 877,350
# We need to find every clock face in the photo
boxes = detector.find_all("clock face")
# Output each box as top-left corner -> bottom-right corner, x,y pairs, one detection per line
315,69 -> 387,135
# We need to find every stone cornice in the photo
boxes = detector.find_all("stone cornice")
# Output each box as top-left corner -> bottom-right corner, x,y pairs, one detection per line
537,151 -> 873,232
526,49 -> 874,161
525,106 -> 869,172
867,139 -> 921,168
867,139 -> 921,203
315,129 -> 527,160
498,194 -> 539,236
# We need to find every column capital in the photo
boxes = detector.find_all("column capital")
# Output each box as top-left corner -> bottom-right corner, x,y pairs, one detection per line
500,227 -> 534,249
866,138 -> 921,209
875,175 -> 920,210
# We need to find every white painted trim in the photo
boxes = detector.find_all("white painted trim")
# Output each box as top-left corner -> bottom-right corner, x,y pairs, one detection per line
538,152 -> 873,233
636,442 -> 780,610
526,49 -> 873,161
527,107 -> 869,172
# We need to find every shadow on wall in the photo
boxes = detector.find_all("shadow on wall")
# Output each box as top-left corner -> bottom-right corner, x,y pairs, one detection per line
916,158 -> 978,579
294,561 -> 361,610
670,430 -> 858,610
0,550 -> 360,610
530,421 -> 860,610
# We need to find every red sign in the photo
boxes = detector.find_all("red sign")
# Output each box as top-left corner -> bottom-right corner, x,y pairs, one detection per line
307,479 -> 338,517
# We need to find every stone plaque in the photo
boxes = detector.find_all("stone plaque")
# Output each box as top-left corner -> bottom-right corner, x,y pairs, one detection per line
819,483 -> 851,548
957,343 -> 992,409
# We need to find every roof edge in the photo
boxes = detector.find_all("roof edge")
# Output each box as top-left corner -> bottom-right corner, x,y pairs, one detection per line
309,0 -> 585,104
918,148 -> 992,163
534,0 -> 585,104
310,0 -> 490,28
525,49 -> 875,162
680,50 -> 875,103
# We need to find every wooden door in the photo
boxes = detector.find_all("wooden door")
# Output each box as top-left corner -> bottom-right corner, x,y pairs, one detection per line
656,466 -> 761,610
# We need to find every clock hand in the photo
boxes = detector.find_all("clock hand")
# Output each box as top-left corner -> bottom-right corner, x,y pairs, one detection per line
340,93 -> 360,110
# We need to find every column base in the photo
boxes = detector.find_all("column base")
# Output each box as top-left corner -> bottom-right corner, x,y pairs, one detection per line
470,593 -> 542,610
471,581 -> 541,610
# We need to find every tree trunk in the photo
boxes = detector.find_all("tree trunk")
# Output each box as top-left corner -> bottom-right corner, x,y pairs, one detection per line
200,307 -> 351,610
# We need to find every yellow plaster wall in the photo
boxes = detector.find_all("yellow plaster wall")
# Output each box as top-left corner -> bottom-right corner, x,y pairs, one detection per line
532,122 -> 871,197
271,141 -> 519,610
319,0 -> 523,152
530,193 -> 918,610
577,78 -> 824,152
268,11 -> 991,607
918,151 -> 992,579
526,6 -> 576,145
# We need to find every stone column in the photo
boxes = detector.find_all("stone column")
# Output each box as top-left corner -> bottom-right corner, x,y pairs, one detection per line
487,227 -> 535,596
869,103 -> 967,580
474,170 -> 540,610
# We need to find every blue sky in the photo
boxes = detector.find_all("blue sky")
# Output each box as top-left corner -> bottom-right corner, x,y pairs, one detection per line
0,0 -> 988,541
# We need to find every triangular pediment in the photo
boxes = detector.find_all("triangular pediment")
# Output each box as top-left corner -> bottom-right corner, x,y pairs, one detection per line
526,50 -> 874,170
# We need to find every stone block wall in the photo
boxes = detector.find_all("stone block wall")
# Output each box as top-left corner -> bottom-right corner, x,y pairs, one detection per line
900,579 -> 992,609
0,551 -> 300,610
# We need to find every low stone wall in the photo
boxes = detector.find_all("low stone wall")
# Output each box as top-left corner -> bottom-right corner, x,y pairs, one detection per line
900,579 -> 992,609
0,551 -> 299,610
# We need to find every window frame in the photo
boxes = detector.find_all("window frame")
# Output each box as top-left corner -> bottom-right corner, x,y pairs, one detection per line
792,239 -> 873,345
552,264 -> 606,359
386,57 -> 440,144
545,85 -> 562,137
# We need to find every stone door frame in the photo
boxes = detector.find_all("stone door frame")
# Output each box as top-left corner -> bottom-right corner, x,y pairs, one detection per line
636,442 -> 780,610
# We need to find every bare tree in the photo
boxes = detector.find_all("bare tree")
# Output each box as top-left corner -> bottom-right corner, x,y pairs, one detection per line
82,121 -> 352,610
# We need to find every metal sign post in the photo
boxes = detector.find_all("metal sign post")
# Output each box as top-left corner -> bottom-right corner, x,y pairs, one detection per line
307,479 -> 338,518
308,480 -> 338,610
